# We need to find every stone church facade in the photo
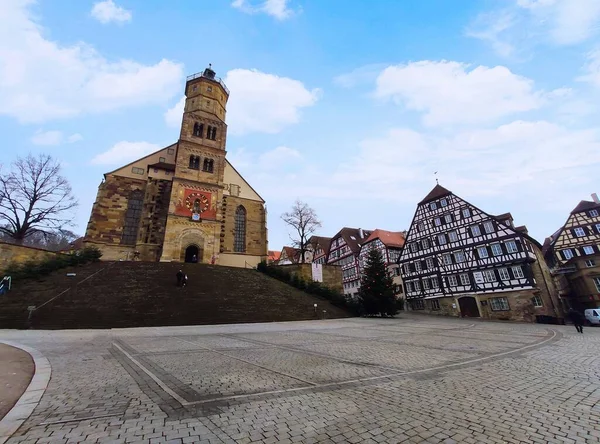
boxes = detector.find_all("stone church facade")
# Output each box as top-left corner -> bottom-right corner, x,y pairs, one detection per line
84,66 -> 268,267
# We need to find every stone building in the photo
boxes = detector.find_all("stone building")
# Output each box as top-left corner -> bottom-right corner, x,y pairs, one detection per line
543,194 -> 600,311
359,229 -> 406,300
84,66 -> 268,267
399,184 -> 560,322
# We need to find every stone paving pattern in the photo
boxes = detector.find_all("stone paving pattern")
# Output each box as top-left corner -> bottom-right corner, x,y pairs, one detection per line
1,314 -> 599,443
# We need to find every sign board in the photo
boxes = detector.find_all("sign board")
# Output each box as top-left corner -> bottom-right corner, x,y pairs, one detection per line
311,263 -> 323,283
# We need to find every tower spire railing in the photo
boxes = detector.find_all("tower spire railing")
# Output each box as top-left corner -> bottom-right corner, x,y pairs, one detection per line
186,70 -> 230,95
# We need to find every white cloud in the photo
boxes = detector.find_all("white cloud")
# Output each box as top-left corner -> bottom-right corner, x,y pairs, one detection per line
31,130 -> 83,145
0,0 -> 183,123
468,0 -> 600,55
374,61 -> 547,127
91,0 -> 132,24
224,69 -> 320,135
164,96 -> 185,128
91,141 -> 160,166
333,63 -> 390,88
232,0 -> 294,20
579,50 -> 600,88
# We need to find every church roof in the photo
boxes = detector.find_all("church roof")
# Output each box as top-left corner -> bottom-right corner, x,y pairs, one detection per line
419,184 -> 452,204
364,229 -> 406,248
571,200 -> 600,214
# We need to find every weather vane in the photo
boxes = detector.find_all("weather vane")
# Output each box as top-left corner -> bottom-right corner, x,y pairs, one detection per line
434,171 -> 439,185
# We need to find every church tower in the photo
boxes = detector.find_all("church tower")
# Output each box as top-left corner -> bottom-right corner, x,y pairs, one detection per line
160,66 -> 231,262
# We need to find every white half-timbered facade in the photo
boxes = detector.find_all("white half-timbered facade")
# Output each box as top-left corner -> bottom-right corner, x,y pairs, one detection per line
398,185 -> 560,322
543,195 -> 600,310
327,227 -> 371,298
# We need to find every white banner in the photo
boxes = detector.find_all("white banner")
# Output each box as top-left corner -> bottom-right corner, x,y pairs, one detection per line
312,263 -> 323,282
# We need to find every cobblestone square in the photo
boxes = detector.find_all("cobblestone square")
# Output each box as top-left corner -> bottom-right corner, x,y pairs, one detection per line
1,314 -> 599,443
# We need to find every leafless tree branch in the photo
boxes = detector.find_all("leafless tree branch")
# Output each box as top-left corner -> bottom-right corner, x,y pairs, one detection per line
281,200 -> 322,263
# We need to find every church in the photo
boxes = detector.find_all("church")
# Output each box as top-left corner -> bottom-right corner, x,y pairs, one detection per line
84,66 -> 268,267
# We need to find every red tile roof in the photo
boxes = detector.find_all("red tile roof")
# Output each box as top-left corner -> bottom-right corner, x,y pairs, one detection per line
267,250 -> 281,261
364,229 -> 406,248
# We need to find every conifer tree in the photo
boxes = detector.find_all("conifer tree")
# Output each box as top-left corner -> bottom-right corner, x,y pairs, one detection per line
358,248 -> 398,317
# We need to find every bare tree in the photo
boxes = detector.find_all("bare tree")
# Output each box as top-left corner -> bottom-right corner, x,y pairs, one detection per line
0,154 -> 78,244
281,200 -> 322,263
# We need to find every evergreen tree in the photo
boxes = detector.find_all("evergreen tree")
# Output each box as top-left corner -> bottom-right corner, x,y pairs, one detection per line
358,248 -> 398,317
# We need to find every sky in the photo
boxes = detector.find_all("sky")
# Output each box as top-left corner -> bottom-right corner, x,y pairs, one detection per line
1,0 -> 600,251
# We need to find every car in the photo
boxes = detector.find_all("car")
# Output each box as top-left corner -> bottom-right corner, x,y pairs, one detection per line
584,308 -> 600,326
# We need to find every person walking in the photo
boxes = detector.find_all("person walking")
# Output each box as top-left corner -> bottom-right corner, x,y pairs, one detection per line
568,307 -> 584,334
176,269 -> 184,287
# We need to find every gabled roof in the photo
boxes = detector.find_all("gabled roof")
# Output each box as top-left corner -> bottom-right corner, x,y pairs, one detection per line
331,227 -> 372,255
307,236 -> 332,255
571,200 -> 600,214
281,246 -> 300,262
267,250 -> 281,261
148,162 -> 176,172
105,143 -> 177,178
419,184 -> 452,204
364,229 -> 406,248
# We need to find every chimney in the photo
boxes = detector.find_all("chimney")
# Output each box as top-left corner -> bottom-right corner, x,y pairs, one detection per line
592,193 -> 600,204
358,228 -> 364,239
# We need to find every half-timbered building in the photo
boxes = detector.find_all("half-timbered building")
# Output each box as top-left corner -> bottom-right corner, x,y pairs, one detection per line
543,195 -> 600,310
359,230 -> 406,299
398,185 -> 560,322
326,228 -> 372,298
305,236 -> 332,265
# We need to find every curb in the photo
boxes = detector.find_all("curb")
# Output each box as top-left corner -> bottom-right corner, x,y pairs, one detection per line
0,341 -> 51,444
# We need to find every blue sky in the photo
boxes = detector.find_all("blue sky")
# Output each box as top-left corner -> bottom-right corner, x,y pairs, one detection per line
2,0 -> 600,251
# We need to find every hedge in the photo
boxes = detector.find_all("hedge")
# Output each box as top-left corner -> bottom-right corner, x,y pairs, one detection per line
2,246 -> 103,281
256,261 -> 360,315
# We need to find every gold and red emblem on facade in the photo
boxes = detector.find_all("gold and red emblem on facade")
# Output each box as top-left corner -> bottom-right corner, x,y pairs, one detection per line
175,189 -> 216,220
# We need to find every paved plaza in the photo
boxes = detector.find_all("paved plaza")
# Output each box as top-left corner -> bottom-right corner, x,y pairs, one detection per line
1,314 -> 600,443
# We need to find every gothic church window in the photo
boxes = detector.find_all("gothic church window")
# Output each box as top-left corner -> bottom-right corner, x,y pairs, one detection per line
189,155 -> 200,170
121,190 -> 143,245
193,122 -> 204,137
234,206 -> 247,253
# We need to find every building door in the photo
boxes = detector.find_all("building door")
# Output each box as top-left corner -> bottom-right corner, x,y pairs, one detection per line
184,245 -> 199,263
459,296 -> 480,318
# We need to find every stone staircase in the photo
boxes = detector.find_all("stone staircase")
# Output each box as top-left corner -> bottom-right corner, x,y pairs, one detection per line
0,262 -> 351,329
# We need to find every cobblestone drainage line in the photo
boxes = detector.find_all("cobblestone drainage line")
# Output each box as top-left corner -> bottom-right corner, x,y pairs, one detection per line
0,341 -> 51,444
114,328 -> 559,408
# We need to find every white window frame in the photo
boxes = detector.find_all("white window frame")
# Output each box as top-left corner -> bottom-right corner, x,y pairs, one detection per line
411,243 -> 419,253
426,258 -> 435,269
473,271 -> 484,284
574,227 -> 586,237
594,277 -> 600,292
423,279 -> 430,290
483,221 -> 495,234
477,246 -> 489,258
563,249 -> 574,260
418,223 -> 425,232
414,281 -> 421,291
532,295 -> 543,307
462,208 -> 471,218
483,270 -> 496,282
430,202 -> 437,210
444,214 -> 453,224
498,268 -> 510,281
490,297 -> 510,311
491,243 -> 503,256
585,259 -> 596,267
459,273 -> 470,285
415,261 -> 422,272
583,246 -> 594,255
431,277 -> 439,288
448,275 -> 458,286
448,231 -> 459,242
406,281 -> 413,292
505,240 -> 518,253
512,266 -> 524,279
589,209 -> 599,217
596,224 -> 600,234
442,254 -> 453,265
438,234 -> 447,245
430,299 -> 441,310
440,198 -> 448,207
454,251 -> 466,263
421,239 -> 429,249
434,217 -> 442,226
471,225 -> 481,236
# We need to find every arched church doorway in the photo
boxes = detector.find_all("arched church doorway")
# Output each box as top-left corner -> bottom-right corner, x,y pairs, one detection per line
458,296 -> 480,318
184,245 -> 201,263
